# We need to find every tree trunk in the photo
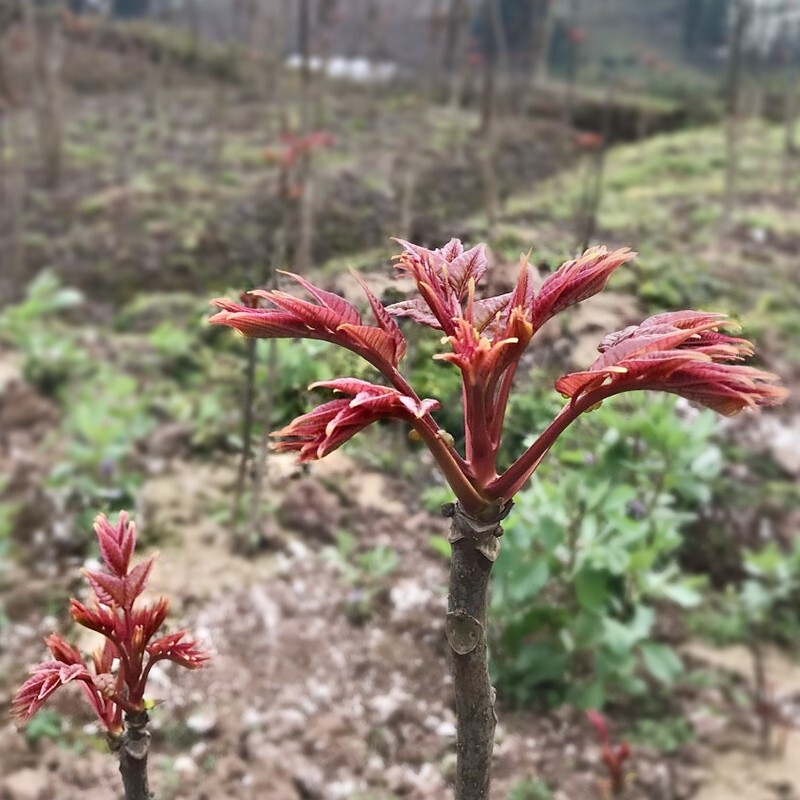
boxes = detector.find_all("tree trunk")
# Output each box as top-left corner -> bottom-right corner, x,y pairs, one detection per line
530,0 -> 555,88
365,0 -> 380,129
781,73 -> 798,205
480,51 -> 496,134
447,0 -> 469,110
486,0 -> 508,120
480,138 -> 498,240
298,0 -> 311,134
576,82 -> 613,251
565,0 -> 583,123
24,0 -> 65,190
294,0 -> 313,273
443,0 -> 467,79
117,711 -> 151,800
248,183 -> 285,542
444,501 -> 510,800
296,169 -> 314,273
6,111 -> 26,293
397,152 -> 416,240
722,0 -> 750,230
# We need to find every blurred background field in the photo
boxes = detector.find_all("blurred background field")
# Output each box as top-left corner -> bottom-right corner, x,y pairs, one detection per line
1,1 -> 800,798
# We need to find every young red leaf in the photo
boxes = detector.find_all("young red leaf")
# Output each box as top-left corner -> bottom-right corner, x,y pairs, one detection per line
147,632 -> 209,670
12,662 -> 93,720
45,634 -> 83,666
123,555 -> 157,607
273,380 -> 440,462
556,312 -> 787,416
94,511 -> 136,577
386,297 -> 443,329
533,246 -> 636,330
351,270 -> 407,362
336,323 -> 401,367
83,569 -> 127,608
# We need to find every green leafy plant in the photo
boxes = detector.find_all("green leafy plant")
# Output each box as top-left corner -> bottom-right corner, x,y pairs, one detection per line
627,715 -> 695,755
0,271 -> 88,394
0,481 -> 18,631
690,537 -> 800,757
508,778 -> 553,800
48,368 -> 156,515
490,395 -> 715,709
24,709 -> 64,745
325,532 -> 399,624
720,539 -> 800,756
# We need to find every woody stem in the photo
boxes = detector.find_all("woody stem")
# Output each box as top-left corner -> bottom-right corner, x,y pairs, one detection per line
445,502 -> 508,800
116,710 -> 152,800
388,365 -> 472,476
489,388 -> 615,501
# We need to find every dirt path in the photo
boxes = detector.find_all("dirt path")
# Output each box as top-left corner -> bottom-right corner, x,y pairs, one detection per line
685,642 -> 800,800
692,735 -> 800,800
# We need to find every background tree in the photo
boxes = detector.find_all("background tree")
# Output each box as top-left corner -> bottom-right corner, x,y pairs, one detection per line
722,0 -> 752,230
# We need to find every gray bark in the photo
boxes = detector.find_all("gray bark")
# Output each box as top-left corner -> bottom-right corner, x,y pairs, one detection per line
444,501 -> 511,800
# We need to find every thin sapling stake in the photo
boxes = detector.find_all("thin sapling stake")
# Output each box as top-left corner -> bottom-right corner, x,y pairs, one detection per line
232,291 -> 262,539
723,0 -> 752,230
0,18 -> 26,280
573,130 -> 607,252
780,48 -> 799,205
12,512 -> 208,800
211,238 -> 786,800
736,541 -> 800,757
22,0 -> 64,190
529,0 -> 555,91
443,0 -> 469,107
262,131 -> 334,272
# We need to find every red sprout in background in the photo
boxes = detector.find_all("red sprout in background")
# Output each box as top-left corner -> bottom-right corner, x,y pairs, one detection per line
263,131 -> 335,170
575,131 -> 605,150
587,710 -> 632,797
12,512 -> 208,733
262,132 -> 335,199
567,26 -> 587,46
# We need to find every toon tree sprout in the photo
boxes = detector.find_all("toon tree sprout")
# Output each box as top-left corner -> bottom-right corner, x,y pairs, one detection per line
211,239 -> 786,800
12,512 -> 208,800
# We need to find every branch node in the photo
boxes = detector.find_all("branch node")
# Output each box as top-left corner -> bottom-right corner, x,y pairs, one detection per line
446,610 -> 483,655
446,501 -> 512,562
122,711 -> 151,761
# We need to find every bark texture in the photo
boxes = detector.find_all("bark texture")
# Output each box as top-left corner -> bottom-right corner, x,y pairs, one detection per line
117,710 -> 152,800
444,501 -> 511,800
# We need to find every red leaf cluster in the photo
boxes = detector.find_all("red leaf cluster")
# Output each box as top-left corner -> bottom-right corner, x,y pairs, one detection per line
211,269 -> 406,371
575,131 -> 605,150
210,238 -> 786,514
556,311 -> 786,416
567,26 -> 587,45
12,513 -> 207,733
272,378 -> 440,463
262,132 -> 335,169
